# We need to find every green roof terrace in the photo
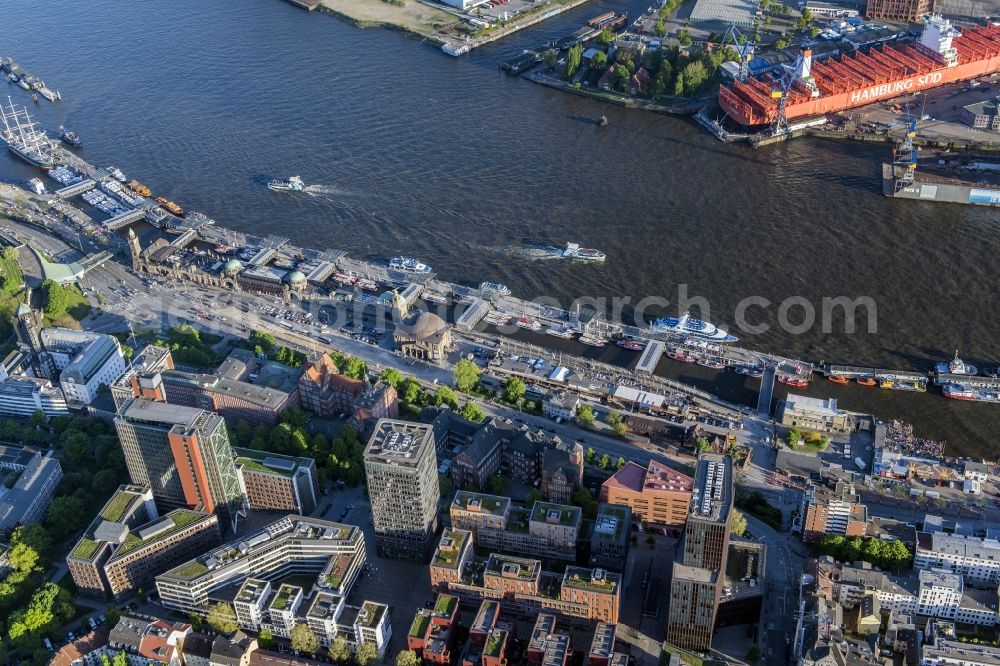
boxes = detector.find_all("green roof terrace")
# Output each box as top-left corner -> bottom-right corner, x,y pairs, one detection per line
530,501 -> 581,527
484,553 -> 541,581
358,601 -> 387,628
434,594 -> 458,617
562,567 -> 621,593
70,538 -> 102,561
100,489 -> 142,523
485,629 -> 508,658
114,510 -> 212,558
409,610 -> 432,638
270,584 -> 301,611
453,491 -> 510,517
432,529 -> 469,569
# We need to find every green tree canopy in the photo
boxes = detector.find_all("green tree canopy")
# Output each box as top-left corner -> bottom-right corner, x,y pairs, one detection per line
576,405 -> 595,428
504,377 -> 526,404
355,641 -> 379,666
730,509 -> 748,536
328,635 -> 352,663
379,368 -> 403,388
291,623 -> 320,655
397,650 -> 420,666
452,359 -> 482,393
565,44 -> 583,79
343,356 -> 367,380
207,602 -> 239,634
460,402 -> 486,423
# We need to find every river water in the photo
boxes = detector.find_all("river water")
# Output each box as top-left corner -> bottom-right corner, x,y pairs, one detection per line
1,0 -> 998,456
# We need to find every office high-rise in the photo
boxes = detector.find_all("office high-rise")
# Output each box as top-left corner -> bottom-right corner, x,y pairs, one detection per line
666,453 -> 734,652
115,398 -> 244,531
364,419 -> 440,561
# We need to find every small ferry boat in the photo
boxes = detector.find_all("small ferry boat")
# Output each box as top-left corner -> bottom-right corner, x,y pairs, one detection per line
58,126 -> 81,147
156,196 -> 184,216
935,351 -> 977,376
389,257 -> 432,274
267,175 -> 305,192
856,377 -> 877,386
546,326 -> 576,339
652,310 -> 738,343
617,339 -> 644,351
562,242 -> 606,262
479,281 -> 511,297
127,180 -> 151,197
697,358 -> 726,369
828,375 -> 850,384
778,376 -> 809,388
579,334 -> 607,347
516,316 -> 542,332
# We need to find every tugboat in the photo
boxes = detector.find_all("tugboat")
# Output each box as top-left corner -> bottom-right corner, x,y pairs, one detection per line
828,374 -> 850,384
856,377 -> 877,387
778,375 -> 809,388
935,350 -> 977,376
267,175 -> 305,192
598,115 -> 608,127
58,126 -> 81,147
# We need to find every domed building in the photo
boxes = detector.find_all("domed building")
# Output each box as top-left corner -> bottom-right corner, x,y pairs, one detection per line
222,258 -> 243,276
393,310 -> 453,362
284,270 -> 306,286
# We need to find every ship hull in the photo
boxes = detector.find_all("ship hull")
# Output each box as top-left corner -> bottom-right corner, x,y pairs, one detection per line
720,29 -> 1000,127
8,143 -> 54,169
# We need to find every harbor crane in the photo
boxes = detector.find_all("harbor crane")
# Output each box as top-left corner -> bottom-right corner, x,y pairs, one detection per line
892,107 -> 919,191
720,25 -> 755,82
769,52 -> 804,136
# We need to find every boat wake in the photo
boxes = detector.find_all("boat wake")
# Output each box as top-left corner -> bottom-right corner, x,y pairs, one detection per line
304,184 -> 344,196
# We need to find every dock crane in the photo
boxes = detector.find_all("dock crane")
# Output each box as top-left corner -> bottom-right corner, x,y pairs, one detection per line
769,52 -> 804,136
720,25 -> 755,82
892,110 -> 919,192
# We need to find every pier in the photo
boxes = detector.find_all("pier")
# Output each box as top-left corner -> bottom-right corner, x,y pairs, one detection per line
55,179 -> 96,199
636,340 -> 664,374
102,208 -> 145,231
757,366 -> 776,416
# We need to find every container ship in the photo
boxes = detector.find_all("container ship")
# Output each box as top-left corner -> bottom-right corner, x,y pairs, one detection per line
719,16 -> 1000,127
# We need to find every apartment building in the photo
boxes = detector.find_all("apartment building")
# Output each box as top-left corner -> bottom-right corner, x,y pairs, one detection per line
409,594 -> 460,664
364,420 -> 440,561
107,615 -> 191,666
914,531 -> 1000,586
600,460 -> 693,527
67,485 -> 221,600
451,492 -> 511,535
802,479 -> 868,542
155,515 -> 366,614
233,447 -> 318,515
590,503 -> 632,570
430,528 -> 474,592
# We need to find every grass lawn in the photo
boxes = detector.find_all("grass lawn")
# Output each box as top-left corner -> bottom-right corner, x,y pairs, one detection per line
319,0 -> 457,37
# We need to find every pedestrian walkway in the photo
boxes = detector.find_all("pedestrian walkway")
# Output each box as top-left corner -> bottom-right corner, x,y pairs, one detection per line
757,365 -> 776,416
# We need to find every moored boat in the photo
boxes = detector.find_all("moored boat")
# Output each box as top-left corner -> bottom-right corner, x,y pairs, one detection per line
778,376 -> 809,388
652,310 -> 738,343
935,350 -> 977,376
856,377 -> 877,386
59,126 -> 81,147
389,257 -> 432,274
828,375 -> 850,384
697,357 -> 727,369
516,316 -> 542,332
579,333 -> 607,347
127,180 -> 151,197
546,326 -> 576,339
616,339 -> 644,351
0,96 -> 55,169
156,196 -> 184,216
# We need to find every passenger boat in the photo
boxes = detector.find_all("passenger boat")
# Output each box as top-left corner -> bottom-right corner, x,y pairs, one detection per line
697,358 -> 726,369
562,242 -> 606,262
943,383 -> 1000,402
332,272 -> 357,285
546,326 -> 576,339
58,126 -> 81,147
666,350 -> 696,363
617,339 -> 644,351
389,257 -> 432,274
734,365 -> 764,378
267,175 -> 305,192
856,377 -> 877,386
579,334 -> 607,347
479,281 -> 511,297
127,180 -> 151,197
828,375 -> 850,384
106,166 -> 127,182
516,316 -> 542,332
356,278 -> 378,291
156,196 -> 184,216
935,350 -> 978,376
778,376 -> 809,388
652,310 -> 738,342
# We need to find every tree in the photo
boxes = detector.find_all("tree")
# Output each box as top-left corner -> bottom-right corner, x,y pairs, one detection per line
8,543 -> 38,574
565,44 -> 583,79
2,246 -> 17,262
439,474 -> 454,497
786,427 -> 802,447
598,28 -> 614,45
105,605 -> 121,629
695,436 -> 712,453
612,64 -> 630,90
487,475 -> 510,494
504,377 -> 526,404
397,650 -> 420,666
543,49 -> 558,69
435,386 -> 459,410
585,447 -> 596,463
681,60 -> 708,95
606,411 -> 627,437
655,18 -> 667,37
249,330 -> 276,352
615,456 -> 626,471
258,628 -> 274,649
591,51 -> 608,71
809,25 -> 820,38
207,602 -> 239,634
572,487 -> 599,519
63,429 -> 91,462
730,509 -> 748,537
525,489 -> 543,505
45,494 -> 85,538
291,623 -> 320,655
673,72 -> 685,96
576,405 -> 595,428
460,402 -> 486,423
41,280 -> 68,318
343,356 -> 367,380
355,641 -> 379,666
379,368 -> 402,388
328,635 -> 352,663
677,28 -> 692,46
400,378 -> 422,404
112,652 -> 128,666
598,453 -> 612,469
651,61 -> 672,96
452,359 -> 482,393
775,37 -> 789,49
746,644 -> 762,665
